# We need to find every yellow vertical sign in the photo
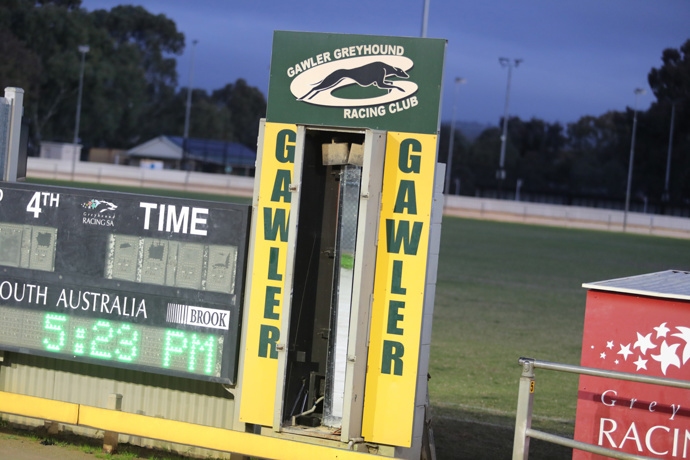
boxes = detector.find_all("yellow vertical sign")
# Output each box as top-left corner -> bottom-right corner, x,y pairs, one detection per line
239,122 -> 296,426
362,131 -> 436,447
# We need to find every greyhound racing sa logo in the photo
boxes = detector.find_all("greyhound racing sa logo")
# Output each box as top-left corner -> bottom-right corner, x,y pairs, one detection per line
289,53 -> 419,119
81,198 -> 117,227
82,199 -> 117,213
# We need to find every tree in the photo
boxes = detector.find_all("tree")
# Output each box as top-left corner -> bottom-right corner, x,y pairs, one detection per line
464,125 -> 504,195
87,5 -> 185,147
647,39 -> 690,205
0,1 -> 186,149
566,111 -> 631,198
212,79 -> 266,149
0,0 -> 100,143
0,29 -> 41,101
648,39 -> 690,104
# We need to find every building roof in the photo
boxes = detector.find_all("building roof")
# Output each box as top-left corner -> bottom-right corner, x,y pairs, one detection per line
582,270 -> 690,301
127,135 -> 256,167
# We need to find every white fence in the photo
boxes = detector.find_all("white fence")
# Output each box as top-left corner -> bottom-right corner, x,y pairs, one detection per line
26,158 -> 690,239
27,157 -> 254,198
444,195 -> 690,239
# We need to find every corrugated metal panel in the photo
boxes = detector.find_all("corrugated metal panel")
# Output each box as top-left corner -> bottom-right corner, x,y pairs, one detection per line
583,270 -> 690,301
0,352 -> 237,458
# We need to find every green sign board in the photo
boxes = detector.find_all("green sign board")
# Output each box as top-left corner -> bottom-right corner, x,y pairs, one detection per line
266,31 -> 446,134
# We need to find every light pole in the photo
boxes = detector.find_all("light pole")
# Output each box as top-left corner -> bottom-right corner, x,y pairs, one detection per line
421,0 -> 430,37
182,39 -> 198,170
444,77 -> 466,194
623,88 -> 646,231
663,101 -> 677,203
497,57 -> 522,197
515,178 -> 523,201
71,44 -> 89,180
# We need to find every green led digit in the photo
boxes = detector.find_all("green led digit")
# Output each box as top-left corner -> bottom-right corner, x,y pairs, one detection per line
189,334 -> 216,374
74,327 -> 87,354
43,313 -> 67,352
90,320 -> 114,359
163,330 -> 187,368
115,324 -> 139,362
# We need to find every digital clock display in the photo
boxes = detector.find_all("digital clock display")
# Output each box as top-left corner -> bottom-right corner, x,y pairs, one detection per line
0,182 -> 250,384
0,305 -> 223,377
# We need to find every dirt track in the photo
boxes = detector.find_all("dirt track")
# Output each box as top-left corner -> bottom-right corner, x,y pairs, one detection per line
0,425 -> 190,460
0,434 -> 98,460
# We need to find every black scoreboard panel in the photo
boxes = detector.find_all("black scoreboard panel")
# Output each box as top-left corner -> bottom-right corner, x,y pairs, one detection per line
0,182 -> 250,384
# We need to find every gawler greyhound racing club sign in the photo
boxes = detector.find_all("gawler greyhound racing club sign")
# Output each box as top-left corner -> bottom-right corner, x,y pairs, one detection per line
266,31 -> 446,134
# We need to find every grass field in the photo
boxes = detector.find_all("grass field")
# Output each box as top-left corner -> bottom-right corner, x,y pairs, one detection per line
431,216 -> 690,459
18,180 -> 690,458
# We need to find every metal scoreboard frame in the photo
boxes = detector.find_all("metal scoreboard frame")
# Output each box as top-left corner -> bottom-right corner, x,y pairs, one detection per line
0,181 -> 250,384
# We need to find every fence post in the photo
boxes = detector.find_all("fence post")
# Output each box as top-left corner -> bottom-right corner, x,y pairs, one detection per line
103,393 -> 123,454
1,87 -> 24,182
513,358 -> 535,460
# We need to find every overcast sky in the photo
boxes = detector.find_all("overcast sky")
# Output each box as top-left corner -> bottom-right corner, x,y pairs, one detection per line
83,0 -> 689,127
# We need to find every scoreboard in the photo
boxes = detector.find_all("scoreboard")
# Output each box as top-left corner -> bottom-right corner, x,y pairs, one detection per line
0,182 -> 250,384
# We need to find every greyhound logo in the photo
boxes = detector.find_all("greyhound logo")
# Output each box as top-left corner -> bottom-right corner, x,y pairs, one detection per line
291,56 -> 417,108
82,199 -> 118,213
299,61 -> 408,101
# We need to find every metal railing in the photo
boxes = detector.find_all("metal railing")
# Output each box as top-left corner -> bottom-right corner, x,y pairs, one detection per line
513,357 -> 690,460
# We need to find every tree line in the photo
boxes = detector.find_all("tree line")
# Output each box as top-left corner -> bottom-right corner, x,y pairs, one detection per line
1,1 -> 688,214
0,0 -> 266,151
441,39 -> 690,215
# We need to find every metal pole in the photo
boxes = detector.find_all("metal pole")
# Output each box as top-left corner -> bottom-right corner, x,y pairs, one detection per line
499,62 -> 512,174
623,88 -> 645,231
512,359 -> 534,460
183,40 -> 198,140
444,77 -> 465,194
421,0 -> 430,37
663,101 -> 676,202
72,45 -> 89,180
182,40 -> 198,171
2,87 -> 24,182
498,58 -> 522,196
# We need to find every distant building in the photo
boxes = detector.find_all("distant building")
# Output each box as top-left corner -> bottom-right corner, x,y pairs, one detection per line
89,147 -> 127,165
40,141 -> 81,162
126,136 -> 256,175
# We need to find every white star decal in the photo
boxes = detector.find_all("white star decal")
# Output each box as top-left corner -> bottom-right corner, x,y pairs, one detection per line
672,326 -> 690,364
606,341 -> 614,349
614,359 -> 619,365
651,341 -> 681,375
634,332 -> 657,355
600,352 -> 606,359
654,322 -> 670,338
633,356 -> 647,371
617,343 -> 633,361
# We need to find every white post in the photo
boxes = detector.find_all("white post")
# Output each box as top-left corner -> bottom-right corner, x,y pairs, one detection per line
513,359 -> 535,460
623,88 -> 646,231
72,45 -> 89,181
444,77 -> 466,194
498,58 -> 522,195
663,102 -> 676,202
2,87 -> 24,182
182,39 -> 198,171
